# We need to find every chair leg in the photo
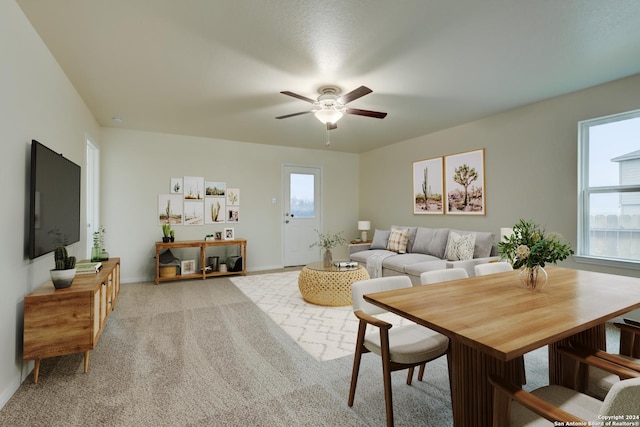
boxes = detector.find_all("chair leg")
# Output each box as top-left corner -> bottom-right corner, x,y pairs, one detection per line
380,328 -> 394,427
348,320 -> 367,407
418,363 -> 425,381
406,366 -> 414,385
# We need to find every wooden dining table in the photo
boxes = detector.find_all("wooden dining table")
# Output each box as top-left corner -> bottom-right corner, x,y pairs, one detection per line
363,266 -> 640,427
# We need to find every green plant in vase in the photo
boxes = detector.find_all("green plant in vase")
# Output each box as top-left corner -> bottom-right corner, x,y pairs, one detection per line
310,229 -> 347,268
48,227 -> 77,289
162,224 -> 172,242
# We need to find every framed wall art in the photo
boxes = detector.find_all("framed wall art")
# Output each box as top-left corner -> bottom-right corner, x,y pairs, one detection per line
170,177 -> 183,194
205,181 -> 226,197
183,176 -> 204,200
412,157 -> 444,215
183,201 -> 204,225
158,194 -> 183,225
204,198 -> 225,224
444,148 -> 485,215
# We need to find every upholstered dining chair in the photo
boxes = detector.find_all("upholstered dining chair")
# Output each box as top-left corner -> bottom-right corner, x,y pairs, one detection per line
348,276 -> 449,427
585,319 -> 640,399
420,267 -> 468,285
489,345 -> 640,427
474,261 -> 513,276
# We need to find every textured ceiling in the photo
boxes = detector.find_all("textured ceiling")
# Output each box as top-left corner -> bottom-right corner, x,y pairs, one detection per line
16,0 -> 640,153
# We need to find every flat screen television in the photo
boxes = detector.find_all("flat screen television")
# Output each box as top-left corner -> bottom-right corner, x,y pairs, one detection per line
29,140 -> 81,259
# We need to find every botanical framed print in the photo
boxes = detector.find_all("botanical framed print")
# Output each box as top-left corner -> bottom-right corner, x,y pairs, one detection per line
444,148 -> 485,215
204,198 -> 226,224
412,157 -> 444,214
224,227 -> 235,240
158,194 -> 183,225
170,177 -> 183,194
226,188 -> 240,205
181,259 -> 196,275
183,201 -> 204,225
205,181 -> 226,197
183,176 -> 204,200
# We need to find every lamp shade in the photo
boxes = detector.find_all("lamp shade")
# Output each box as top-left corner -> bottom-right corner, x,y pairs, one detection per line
500,227 -> 513,241
314,108 -> 343,124
358,221 -> 371,231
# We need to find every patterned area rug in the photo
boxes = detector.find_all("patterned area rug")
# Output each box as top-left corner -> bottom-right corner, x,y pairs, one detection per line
230,271 -> 408,362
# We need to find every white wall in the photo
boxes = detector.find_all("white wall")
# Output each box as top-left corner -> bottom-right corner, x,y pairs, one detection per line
100,128 -> 360,282
0,1 -> 101,408
359,73 -> 640,280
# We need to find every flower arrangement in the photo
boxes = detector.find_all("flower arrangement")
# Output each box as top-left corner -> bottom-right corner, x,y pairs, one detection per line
309,230 -> 347,250
498,219 -> 574,269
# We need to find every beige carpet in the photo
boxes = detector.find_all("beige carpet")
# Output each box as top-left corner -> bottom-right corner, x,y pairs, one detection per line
230,271 -> 411,362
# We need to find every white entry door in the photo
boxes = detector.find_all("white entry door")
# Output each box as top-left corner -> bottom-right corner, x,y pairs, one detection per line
283,165 -> 321,266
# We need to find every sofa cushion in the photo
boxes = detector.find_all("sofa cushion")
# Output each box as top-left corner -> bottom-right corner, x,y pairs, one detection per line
387,228 -> 409,253
350,249 -> 396,264
451,229 -> 495,258
370,229 -> 391,249
445,231 -> 476,261
411,228 -> 450,258
404,260 -> 448,277
392,225 -> 418,253
382,253 -> 441,273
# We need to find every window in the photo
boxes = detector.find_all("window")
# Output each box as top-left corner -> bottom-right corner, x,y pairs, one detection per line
289,173 -> 315,218
577,109 -> 640,268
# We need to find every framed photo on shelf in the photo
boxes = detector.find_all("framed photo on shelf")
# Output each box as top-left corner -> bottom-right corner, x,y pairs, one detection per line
444,148 -> 485,215
181,259 -> 196,275
412,156 -> 444,215
224,227 -> 235,240
215,231 -> 222,240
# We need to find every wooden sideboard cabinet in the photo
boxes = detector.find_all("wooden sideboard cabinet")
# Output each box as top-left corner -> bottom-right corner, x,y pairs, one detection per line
23,258 -> 120,383
155,239 -> 247,284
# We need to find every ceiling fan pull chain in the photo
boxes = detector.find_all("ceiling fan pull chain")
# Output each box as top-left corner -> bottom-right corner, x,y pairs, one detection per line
325,125 -> 331,147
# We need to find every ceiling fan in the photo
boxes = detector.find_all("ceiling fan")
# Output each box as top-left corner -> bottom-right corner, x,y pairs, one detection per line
276,85 -> 387,131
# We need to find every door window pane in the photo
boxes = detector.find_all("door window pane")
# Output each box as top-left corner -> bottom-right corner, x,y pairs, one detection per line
290,173 -> 315,218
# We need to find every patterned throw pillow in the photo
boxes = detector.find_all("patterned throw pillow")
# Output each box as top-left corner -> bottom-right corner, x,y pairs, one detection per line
387,228 -> 409,253
445,231 -> 476,261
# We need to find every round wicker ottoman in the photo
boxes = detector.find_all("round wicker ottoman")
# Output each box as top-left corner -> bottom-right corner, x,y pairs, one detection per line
298,262 -> 370,306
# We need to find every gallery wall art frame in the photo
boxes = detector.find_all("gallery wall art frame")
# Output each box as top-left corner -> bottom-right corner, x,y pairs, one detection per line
158,194 -> 184,225
204,197 -> 225,224
183,176 -> 204,200
444,148 -> 485,216
226,188 -> 240,205
170,178 -> 183,194
184,200 -> 205,225
205,181 -> 226,197
412,156 -> 444,215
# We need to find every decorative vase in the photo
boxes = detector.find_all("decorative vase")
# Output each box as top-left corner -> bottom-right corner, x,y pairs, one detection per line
99,249 -> 109,261
519,265 -> 548,291
50,268 -> 76,289
91,246 -> 101,262
323,249 -> 333,268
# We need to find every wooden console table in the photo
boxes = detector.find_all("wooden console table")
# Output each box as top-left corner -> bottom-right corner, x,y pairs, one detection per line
23,258 -> 121,383
155,239 -> 247,284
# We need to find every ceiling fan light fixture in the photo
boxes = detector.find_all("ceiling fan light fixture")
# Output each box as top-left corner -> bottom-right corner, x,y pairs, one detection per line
314,108 -> 343,124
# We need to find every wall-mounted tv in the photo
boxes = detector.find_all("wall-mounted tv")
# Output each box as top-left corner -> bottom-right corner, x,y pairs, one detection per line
29,140 -> 81,259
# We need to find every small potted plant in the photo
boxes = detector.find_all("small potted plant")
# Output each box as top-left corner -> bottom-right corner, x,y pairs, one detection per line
162,224 -> 172,242
310,229 -> 347,267
48,229 -> 77,289
170,229 -> 175,242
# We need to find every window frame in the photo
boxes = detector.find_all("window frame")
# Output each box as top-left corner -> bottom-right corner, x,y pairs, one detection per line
576,108 -> 640,270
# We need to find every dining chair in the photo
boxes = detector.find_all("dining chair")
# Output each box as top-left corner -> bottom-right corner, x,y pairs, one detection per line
348,276 -> 449,427
473,261 -> 513,276
489,345 -> 640,427
419,267 -> 468,285
584,319 -> 640,399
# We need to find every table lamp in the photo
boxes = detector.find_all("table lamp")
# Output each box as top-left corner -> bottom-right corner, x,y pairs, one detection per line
500,227 -> 513,241
358,221 -> 371,242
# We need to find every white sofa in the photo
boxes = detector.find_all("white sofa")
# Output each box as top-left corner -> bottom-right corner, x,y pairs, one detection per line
349,226 -> 499,285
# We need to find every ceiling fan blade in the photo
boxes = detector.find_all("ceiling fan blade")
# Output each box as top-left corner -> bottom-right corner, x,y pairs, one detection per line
280,91 -> 315,104
275,111 -> 313,119
346,108 -> 387,119
339,86 -> 372,104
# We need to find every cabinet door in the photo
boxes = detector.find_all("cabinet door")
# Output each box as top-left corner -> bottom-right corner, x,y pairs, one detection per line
93,288 -> 101,341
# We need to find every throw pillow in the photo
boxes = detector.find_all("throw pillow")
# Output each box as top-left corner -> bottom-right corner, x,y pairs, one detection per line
370,229 -> 391,249
451,229 -> 495,258
392,225 -> 417,252
445,231 -> 476,261
387,228 -> 410,254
